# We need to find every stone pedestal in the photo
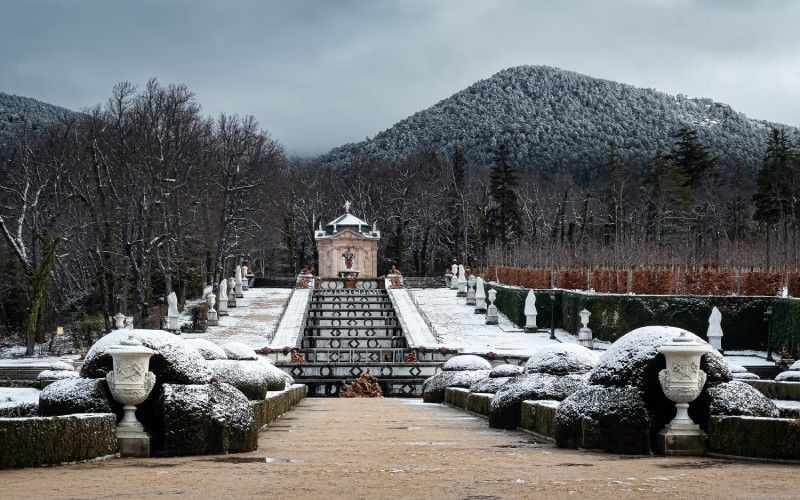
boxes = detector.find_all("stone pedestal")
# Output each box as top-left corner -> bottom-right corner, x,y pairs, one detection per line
485,305 -> 498,325
657,421 -> 707,455
117,428 -> 151,458
524,315 -> 538,333
465,276 -> 476,305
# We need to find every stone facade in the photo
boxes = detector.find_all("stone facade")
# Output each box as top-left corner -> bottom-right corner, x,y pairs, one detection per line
316,229 -> 379,278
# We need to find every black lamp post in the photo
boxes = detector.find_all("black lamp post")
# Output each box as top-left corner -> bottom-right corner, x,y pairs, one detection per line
549,291 -> 556,340
764,305 -> 774,362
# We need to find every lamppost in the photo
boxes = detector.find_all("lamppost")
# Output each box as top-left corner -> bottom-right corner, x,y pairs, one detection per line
764,305 -> 774,362
549,291 -> 556,340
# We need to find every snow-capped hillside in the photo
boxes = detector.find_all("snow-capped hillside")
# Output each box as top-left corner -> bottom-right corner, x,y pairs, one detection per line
0,92 -> 74,153
322,65 -> 796,170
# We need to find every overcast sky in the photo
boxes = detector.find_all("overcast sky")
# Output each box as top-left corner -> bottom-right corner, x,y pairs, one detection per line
2,0 -> 799,155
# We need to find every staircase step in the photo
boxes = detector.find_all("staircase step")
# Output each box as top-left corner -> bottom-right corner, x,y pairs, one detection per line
302,337 -> 407,349
308,318 -> 400,326
300,348 -> 412,363
279,362 -> 440,379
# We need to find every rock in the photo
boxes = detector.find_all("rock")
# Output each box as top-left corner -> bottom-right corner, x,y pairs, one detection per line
469,377 -> 509,394
80,329 -> 211,384
185,338 -> 228,360
207,359 -> 286,400
707,381 -> 779,418
554,385 -> 651,454
524,344 -> 599,375
36,369 -> 79,381
422,370 -> 490,403
489,373 -> 587,429
222,342 -> 259,361
588,326 -> 731,433
489,364 -> 523,378
775,371 -> 800,382
160,382 -> 257,455
38,378 -> 114,416
441,355 -> 491,371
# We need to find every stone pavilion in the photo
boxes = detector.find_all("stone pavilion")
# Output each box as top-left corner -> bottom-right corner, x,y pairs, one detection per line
315,202 -> 380,278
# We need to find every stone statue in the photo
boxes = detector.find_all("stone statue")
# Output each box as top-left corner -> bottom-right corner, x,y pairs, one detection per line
466,275 -> 477,305
342,248 -> 355,269
474,277 -> 487,314
456,264 -> 467,297
344,200 -> 351,213
234,265 -> 244,298
217,279 -> 228,316
166,292 -> 179,331
227,277 -> 237,308
485,288 -> 498,325
707,306 -> 723,351
450,263 -> 458,289
524,290 -> 537,332
206,293 -> 218,326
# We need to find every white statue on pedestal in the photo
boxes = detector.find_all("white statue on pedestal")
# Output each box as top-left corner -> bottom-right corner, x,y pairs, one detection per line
450,264 -> 458,289
206,293 -> 218,326
234,265 -> 244,298
456,264 -> 467,297
524,290 -> 537,332
241,265 -> 249,291
706,306 -> 723,352
485,288 -> 498,325
466,275 -> 476,305
578,309 -> 593,349
217,279 -> 229,316
166,292 -> 180,331
227,277 -> 237,308
474,277 -> 487,314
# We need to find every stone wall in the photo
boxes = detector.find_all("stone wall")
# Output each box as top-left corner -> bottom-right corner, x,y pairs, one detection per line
0,413 -> 117,468
316,230 -> 378,278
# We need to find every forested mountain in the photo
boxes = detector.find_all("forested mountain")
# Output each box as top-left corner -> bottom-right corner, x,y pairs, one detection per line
0,92 -> 74,153
322,65 -> 796,171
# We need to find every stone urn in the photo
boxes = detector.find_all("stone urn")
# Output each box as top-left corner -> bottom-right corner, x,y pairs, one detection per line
465,275 -> 476,305
106,335 -> 157,457
577,309 -> 592,348
657,330 -> 710,455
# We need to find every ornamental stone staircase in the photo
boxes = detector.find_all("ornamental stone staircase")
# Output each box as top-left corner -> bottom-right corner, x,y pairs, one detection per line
275,283 -> 446,396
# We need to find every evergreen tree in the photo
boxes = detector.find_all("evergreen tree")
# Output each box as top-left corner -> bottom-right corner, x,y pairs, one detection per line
598,144 -> 627,245
753,128 -> 792,226
667,128 -> 718,187
487,144 -> 522,248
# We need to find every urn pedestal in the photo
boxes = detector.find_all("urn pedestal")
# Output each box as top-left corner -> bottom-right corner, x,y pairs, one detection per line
106,336 -> 156,458
656,331 -> 710,456
485,289 -> 498,325
465,276 -> 476,305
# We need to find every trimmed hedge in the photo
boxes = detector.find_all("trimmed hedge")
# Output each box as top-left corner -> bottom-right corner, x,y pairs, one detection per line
250,385 -> 307,430
0,413 -> 117,468
487,283 -> 800,353
709,415 -> 800,460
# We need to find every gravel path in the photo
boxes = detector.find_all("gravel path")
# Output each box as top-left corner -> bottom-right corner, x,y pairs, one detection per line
1,398 -> 796,499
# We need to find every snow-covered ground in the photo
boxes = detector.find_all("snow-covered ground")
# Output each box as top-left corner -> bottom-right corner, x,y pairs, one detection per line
183,288 -> 291,350
409,288 -> 609,356
774,399 -> 800,410
724,350 -> 774,367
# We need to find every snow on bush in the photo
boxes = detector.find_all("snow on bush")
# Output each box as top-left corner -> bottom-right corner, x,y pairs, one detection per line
222,342 -> 259,361
489,373 -> 587,429
36,369 -> 79,381
732,372 -> 760,380
80,329 -> 210,384
788,360 -> 800,371
707,381 -> 779,418
470,377 -> 509,394
185,338 -> 228,360
38,378 -> 113,416
524,344 -> 599,375
422,370 -> 490,403
554,385 -> 651,454
489,364 -> 522,378
160,382 -> 257,455
441,355 -> 491,371
207,359 -> 286,400
589,326 -> 730,389
775,371 -> 800,382
0,388 -> 40,417
48,361 -> 75,371
727,362 -> 747,373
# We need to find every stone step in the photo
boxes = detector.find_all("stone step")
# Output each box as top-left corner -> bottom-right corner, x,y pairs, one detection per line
301,337 -> 407,349
304,325 -> 403,333
307,311 -> 397,320
0,366 -> 49,380
310,297 -> 392,303
308,303 -> 393,311
300,379 -> 427,397
278,362 -> 440,380
307,318 -> 400,327
313,289 -> 387,296
300,348 -> 411,364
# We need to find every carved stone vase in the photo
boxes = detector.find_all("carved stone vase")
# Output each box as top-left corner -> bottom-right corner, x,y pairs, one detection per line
657,330 -> 710,455
106,335 -> 156,457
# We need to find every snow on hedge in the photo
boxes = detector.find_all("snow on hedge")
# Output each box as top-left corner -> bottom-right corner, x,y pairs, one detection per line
222,342 -> 259,361
589,326 -> 730,389
80,329 -> 210,384
185,338 -> 228,360
38,378 -> 113,416
207,359 -> 286,399
422,370 -> 490,402
48,361 -> 75,371
775,371 -> 800,382
36,369 -> 79,381
441,354 -> 491,371
524,344 -> 599,375
707,381 -> 779,418
470,376 -> 509,394
489,364 -> 523,378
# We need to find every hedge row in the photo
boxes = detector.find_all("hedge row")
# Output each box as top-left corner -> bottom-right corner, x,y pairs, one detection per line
709,416 -> 800,461
0,413 -> 117,468
484,266 -> 796,297
486,283 -> 800,354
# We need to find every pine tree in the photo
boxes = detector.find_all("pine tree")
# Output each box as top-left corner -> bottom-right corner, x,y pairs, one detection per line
667,128 -> 718,187
753,128 -> 792,226
487,144 -> 522,249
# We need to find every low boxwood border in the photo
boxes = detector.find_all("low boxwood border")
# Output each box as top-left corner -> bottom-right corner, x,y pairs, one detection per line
0,413 -> 117,468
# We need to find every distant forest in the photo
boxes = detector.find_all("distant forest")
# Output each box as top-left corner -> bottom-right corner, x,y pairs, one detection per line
1,79 -> 798,350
